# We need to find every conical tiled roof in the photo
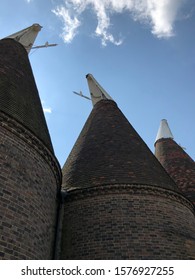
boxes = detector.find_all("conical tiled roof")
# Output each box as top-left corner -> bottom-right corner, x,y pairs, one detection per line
62,99 -> 178,192
155,135 -> 195,204
0,38 -> 53,152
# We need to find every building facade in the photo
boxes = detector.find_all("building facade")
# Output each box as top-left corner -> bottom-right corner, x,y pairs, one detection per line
0,38 -> 195,259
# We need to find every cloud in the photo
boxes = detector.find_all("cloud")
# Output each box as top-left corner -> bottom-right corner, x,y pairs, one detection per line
41,100 -> 52,114
144,0 -> 183,38
52,0 -> 186,45
52,5 -> 81,43
43,107 -> 52,114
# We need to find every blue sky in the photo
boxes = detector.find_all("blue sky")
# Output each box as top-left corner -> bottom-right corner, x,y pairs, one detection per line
1,0 -> 195,166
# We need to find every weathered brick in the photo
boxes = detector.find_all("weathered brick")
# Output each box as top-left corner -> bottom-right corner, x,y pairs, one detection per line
59,185 -> 195,260
59,100 -> 195,260
155,138 -> 195,205
0,39 -> 61,260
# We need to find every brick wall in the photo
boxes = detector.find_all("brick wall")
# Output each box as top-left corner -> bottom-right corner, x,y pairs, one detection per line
155,138 -> 195,205
0,38 -> 53,152
60,185 -> 195,259
0,117 -> 61,259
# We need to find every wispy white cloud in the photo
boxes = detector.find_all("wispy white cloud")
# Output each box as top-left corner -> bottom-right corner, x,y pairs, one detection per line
52,5 -> 81,43
90,0 -> 123,46
52,0 -> 187,45
41,100 -> 52,114
43,107 -> 52,114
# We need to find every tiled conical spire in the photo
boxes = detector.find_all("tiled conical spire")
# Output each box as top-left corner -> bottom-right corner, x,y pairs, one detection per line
0,38 -> 53,152
62,80 -> 178,192
60,75 -> 195,260
155,119 -> 195,205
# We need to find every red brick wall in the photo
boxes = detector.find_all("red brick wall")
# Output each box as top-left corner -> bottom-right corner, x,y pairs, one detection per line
0,117 -> 61,259
60,185 -> 195,259
155,138 -> 195,205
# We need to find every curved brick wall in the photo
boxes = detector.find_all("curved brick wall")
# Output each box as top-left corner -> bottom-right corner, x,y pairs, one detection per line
0,38 -> 53,152
60,185 -> 195,259
0,38 -> 61,259
0,117 -> 61,259
61,99 -> 195,259
155,138 -> 195,205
